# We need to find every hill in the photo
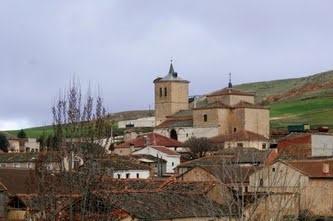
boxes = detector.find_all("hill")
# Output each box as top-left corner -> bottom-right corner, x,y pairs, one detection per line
235,70 -> 333,129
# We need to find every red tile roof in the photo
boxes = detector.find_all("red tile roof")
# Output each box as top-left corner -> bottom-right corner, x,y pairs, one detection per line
116,133 -> 183,148
150,146 -> 179,156
286,159 -> 333,178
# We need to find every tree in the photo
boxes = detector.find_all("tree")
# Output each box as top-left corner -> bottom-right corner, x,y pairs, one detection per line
32,79 -> 112,221
184,137 -> 215,158
0,133 -> 9,152
17,129 -> 27,138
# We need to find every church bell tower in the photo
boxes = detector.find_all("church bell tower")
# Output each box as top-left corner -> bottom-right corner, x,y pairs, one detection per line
154,62 -> 190,126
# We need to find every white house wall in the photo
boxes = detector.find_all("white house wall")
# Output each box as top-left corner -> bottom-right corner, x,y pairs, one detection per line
154,127 -> 219,142
311,134 -> 333,157
113,170 -> 150,179
132,146 -> 180,173
118,117 -> 155,129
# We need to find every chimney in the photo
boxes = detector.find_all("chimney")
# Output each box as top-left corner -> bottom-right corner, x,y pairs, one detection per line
144,135 -> 150,147
323,163 -> 330,174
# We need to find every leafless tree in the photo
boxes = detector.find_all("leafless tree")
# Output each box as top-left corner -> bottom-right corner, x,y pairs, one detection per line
31,79 -> 112,221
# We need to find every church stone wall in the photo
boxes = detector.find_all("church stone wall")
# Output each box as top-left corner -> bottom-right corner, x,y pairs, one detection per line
154,81 -> 189,125
243,108 -> 270,138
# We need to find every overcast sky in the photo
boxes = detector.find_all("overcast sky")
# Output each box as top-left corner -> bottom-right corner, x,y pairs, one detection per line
1,0 -> 333,130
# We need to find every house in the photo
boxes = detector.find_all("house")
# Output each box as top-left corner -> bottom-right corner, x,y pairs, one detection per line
131,154 -> 167,176
209,130 -> 270,150
118,116 -> 155,128
8,138 -> 40,153
132,146 -> 180,173
277,132 -> 333,159
249,159 -> 333,217
91,156 -> 152,179
0,152 -> 82,172
57,191 -> 234,221
0,152 -> 62,171
0,169 -> 36,220
153,63 -> 270,142
115,132 -> 186,155
177,148 -> 271,175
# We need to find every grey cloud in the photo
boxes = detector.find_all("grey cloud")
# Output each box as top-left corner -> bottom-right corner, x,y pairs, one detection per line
0,0 -> 333,129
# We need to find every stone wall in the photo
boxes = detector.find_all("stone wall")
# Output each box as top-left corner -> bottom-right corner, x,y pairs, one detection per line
154,81 -> 189,125
243,108 -> 270,138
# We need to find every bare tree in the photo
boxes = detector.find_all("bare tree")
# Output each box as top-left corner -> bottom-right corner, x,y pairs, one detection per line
31,79 -> 112,221
184,137 -> 215,158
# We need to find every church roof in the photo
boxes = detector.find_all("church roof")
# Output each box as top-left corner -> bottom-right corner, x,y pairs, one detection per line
194,101 -> 268,110
207,87 -> 255,97
154,63 -> 189,83
116,132 -> 183,148
209,130 -> 269,143
155,119 -> 193,129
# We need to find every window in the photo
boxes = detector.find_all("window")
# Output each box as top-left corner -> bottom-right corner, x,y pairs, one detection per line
126,173 -> 130,179
272,167 -> 276,172
159,88 -> 163,97
237,143 -> 243,147
164,87 -> 167,97
136,173 -> 140,178
259,178 -> 264,187
203,114 -> 208,122
234,128 -> 237,132
262,143 -> 267,149
117,174 -> 121,179
172,162 -> 174,166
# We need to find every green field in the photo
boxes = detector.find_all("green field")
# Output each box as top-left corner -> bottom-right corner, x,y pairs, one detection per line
6,126 -> 54,138
270,97 -> 333,128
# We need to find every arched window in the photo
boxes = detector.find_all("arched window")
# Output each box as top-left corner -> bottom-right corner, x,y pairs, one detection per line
159,88 -> 163,97
203,114 -> 208,122
164,87 -> 167,96
170,129 -> 178,140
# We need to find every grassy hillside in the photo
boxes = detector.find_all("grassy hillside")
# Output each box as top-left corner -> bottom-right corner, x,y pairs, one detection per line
6,126 -> 53,138
235,70 -> 333,129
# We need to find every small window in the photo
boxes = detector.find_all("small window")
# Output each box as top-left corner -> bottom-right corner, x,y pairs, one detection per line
126,173 -> 130,179
117,174 -> 121,179
259,179 -> 264,187
203,114 -> 208,122
234,128 -> 237,132
272,167 -> 276,172
237,143 -> 243,147
172,162 -> 174,166
159,88 -> 163,97
262,143 -> 267,149
136,173 -> 140,178
164,87 -> 167,97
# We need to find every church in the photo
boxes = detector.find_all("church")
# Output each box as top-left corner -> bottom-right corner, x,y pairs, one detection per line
153,63 -> 270,144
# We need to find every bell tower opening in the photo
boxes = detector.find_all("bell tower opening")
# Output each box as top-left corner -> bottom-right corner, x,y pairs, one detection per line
170,129 -> 178,140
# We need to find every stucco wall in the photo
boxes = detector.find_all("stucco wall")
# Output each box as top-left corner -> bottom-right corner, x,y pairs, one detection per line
132,146 -> 180,173
224,140 -> 269,150
113,170 -> 151,179
249,162 -> 308,193
311,134 -> 333,157
245,193 -> 299,221
118,117 -> 155,129
302,179 -> 333,216
154,127 -> 219,142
